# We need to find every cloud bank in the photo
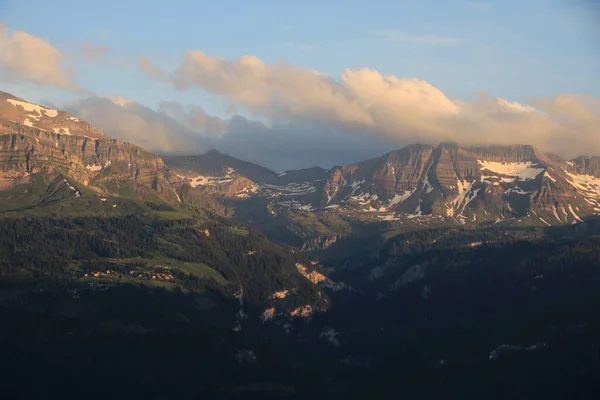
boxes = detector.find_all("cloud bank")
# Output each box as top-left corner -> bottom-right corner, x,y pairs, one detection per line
0,22 -> 82,91
66,96 -> 204,154
69,51 -> 599,171
158,101 -> 227,136
65,96 -> 395,171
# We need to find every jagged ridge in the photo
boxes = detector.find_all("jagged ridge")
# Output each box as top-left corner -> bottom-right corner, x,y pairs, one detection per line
167,143 -> 600,228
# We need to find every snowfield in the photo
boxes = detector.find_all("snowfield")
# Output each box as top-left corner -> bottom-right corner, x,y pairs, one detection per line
388,190 -> 414,207
477,160 -> 544,181
179,174 -> 234,187
257,182 -> 317,196
7,98 -> 59,118
566,172 -> 600,198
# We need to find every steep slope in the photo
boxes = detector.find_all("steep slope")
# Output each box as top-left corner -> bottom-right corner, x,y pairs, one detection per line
0,92 -> 181,213
163,150 -> 277,182
275,166 -> 329,185
164,150 -> 326,205
571,156 -> 600,177
0,121 -> 179,207
0,214 -> 334,398
0,91 -> 109,139
164,151 -> 264,200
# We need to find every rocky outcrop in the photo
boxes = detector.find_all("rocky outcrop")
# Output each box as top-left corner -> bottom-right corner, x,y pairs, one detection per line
301,235 -> 339,251
295,263 -> 327,284
323,168 -> 346,204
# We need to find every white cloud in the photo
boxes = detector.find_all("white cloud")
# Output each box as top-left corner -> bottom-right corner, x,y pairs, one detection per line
64,95 -> 395,171
158,101 -> 227,136
0,22 -> 82,91
65,96 -> 208,154
64,90 -> 600,171
170,51 -> 374,127
22,50 -> 572,169
106,96 -> 134,108
151,51 -> 599,160
167,50 -> 463,138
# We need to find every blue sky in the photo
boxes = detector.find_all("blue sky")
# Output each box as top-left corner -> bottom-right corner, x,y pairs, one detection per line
2,0 -> 599,112
1,0 -> 599,170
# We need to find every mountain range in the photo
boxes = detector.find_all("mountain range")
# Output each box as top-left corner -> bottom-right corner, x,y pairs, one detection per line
169,143 -> 600,222
165,140 -> 600,252
2,89 -> 600,398
1,90 -> 599,239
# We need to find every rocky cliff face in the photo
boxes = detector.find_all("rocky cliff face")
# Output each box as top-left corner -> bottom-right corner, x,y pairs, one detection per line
323,144 -> 436,205
0,119 -> 178,204
313,144 -> 600,225
0,90 -> 184,205
571,156 -> 600,178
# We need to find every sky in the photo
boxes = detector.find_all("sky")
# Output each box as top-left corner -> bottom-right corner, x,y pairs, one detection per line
1,0 -> 599,171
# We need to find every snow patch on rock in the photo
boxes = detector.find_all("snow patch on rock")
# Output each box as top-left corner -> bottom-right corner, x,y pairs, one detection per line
478,160 -> 544,181
567,204 -> 583,222
565,172 -> 600,199
86,164 -> 102,172
184,174 -> 234,188
544,171 -> 557,183
388,190 -> 415,207
452,180 -> 480,216
257,181 -> 317,197
7,98 -> 58,118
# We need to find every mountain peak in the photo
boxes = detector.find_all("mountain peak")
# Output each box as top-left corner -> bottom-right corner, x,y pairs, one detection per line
205,149 -> 224,156
163,150 -> 277,183
0,90 -> 110,139
437,141 -> 460,149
